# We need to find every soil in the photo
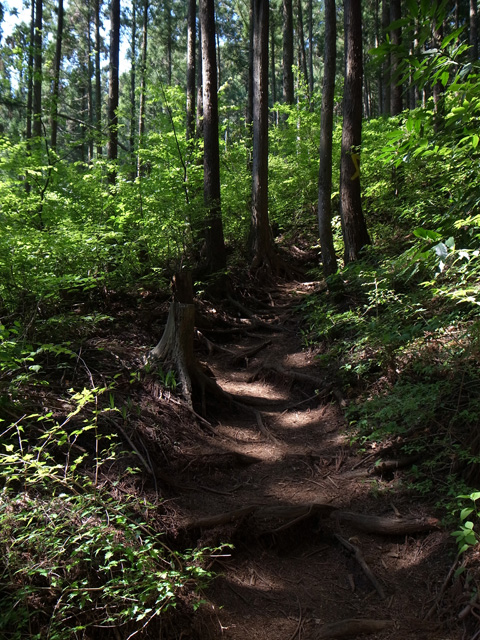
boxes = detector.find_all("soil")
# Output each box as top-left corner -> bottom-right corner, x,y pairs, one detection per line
35,254 -> 480,639
131,269 -> 476,640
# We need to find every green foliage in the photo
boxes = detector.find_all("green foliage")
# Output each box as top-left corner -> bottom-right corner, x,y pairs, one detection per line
0,390 -> 221,639
452,492 -> 480,555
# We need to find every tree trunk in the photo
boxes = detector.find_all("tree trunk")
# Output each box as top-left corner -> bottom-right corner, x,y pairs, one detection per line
296,0 -> 308,92
471,0 -> 478,61
107,0 -> 120,184
94,0 -> 102,157
340,0 -> 371,263
247,0 -> 254,125
270,4 -> 277,107
317,0 -> 338,278
137,0 -> 148,177
307,0 -> 313,99
390,0 -> 402,115
50,0 -> 64,151
129,0 -> 137,156
432,2 -> 444,132
282,0 -> 294,105
196,20 -> 204,137
86,0 -> 94,162
26,0 -> 35,146
165,0 -> 172,85
186,0 -> 196,142
381,0 -> 390,115
250,0 -> 277,272
32,0 -> 43,140
199,0 -> 227,273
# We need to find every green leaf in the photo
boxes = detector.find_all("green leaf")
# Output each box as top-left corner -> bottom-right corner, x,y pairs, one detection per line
460,508 -> 474,521
472,134 -> 479,149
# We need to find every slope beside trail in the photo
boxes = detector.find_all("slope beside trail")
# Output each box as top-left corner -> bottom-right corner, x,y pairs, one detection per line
166,276 -> 462,640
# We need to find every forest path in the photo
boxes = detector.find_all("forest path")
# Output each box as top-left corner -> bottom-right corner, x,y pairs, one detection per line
170,276 -> 458,640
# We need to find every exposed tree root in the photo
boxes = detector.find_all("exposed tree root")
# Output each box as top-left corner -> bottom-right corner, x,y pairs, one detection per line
317,618 -> 393,638
335,535 -> 385,600
332,511 -> 440,535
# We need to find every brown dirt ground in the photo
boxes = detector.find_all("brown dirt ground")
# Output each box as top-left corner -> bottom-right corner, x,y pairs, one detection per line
136,276 -> 478,640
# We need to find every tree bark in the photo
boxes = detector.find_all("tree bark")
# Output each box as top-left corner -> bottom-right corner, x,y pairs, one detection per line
381,0 -> 390,115
26,0 -> 35,146
94,0 -> 102,157
32,0 -> 43,140
199,0 -> 227,273
137,0 -> 148,177
390,0 -> 402,115
50,0 -> 64,151
129,0 -> 137,156
186,0 -> 196,142
107,0 -> 120,184
340,0 -> 371,263
307,0 -> 313,99
317,0 -> 338,279
282,0 -> 294,105
86,0 -> 94,162
296,0 -> 308,93
250,0 -> 277,273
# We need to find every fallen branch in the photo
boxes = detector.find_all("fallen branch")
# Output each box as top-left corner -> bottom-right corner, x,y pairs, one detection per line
333,511 -> 439,535
230,340 -> 272,366
335,535 -> 385,600
317,618 -> 393,639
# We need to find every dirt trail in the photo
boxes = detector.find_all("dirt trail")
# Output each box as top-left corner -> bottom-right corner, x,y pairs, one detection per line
162,276 -> 464,640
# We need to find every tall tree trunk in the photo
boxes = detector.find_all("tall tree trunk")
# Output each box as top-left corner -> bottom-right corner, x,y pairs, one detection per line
340,0 -> 371,263
32,0 -> 43,140
199,0 -> 226,273
186,0 -> 196,142
107,0 -> 120,184
137,0 -> 148,177
390,0 -> 402,115
317,0 -> 338,278
26,0 -> 35,145
282,0 -> 294,104
307,0 -> 313,99
270,3 -> 277,106
471,0 -> 478,61
250,0 -> 276,272
166,0 -> 172,85
50,0 -> 63,151
130,0 -> 137,156
196,20 -> 203,137
381,0 -> 390,115
296,0 -> 308,92
375,0 -> 382,117
94,0 -> 102,157
86,0 -> 94,162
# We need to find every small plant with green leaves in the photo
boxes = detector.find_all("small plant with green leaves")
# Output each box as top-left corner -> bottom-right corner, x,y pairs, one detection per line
452,492 -> 480,555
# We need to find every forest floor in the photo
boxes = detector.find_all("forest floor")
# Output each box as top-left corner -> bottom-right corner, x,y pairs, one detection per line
32,247 -> 479,639
102,245 -> 478,640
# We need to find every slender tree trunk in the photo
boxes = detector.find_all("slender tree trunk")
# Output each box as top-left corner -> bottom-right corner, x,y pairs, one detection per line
381,0 -> 390,115
199,0 -> 226,273
107,0 -> 120,184
94,0 -> 102,157
432,3 -> 444,131
471,0 -> 478,61
32,0 -> 43,140
375,0 -> 382,117
270,3 -> 277,106
196,20 -> 204,137
250,0 -> 276,272
166,0 -> 172,85
50,0 -> 64,151
317,0 -> 337,278
307,0 -> 313,99
186,0 -> 196,142
130,0 -> 137,156
340,0 -> 371,263
390,0 -> 402,115
86,1 -> 94,162
137,0 -> 148,176
282,0 -> 294,104
296,0 -> 308,92
26,0 -> 35,145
